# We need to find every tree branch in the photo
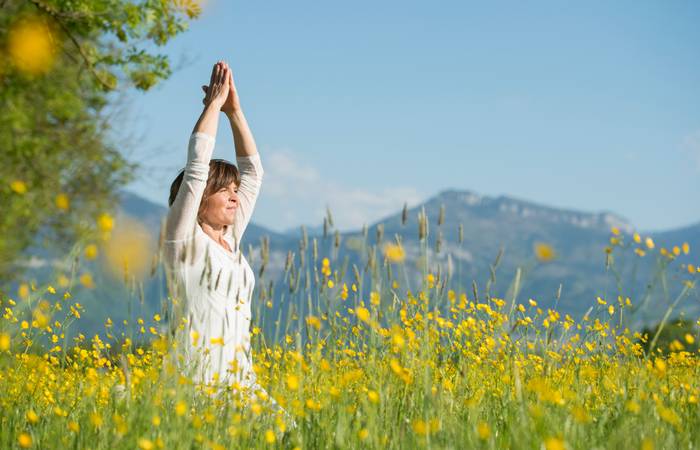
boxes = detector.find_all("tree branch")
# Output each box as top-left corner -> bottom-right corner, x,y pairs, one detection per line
27,0 -> 114,91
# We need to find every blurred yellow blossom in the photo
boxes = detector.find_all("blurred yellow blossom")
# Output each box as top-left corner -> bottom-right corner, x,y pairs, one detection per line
55,193 -> 70,210
18,433 -> 32,448
8,15 -> 58,75
0,333 -> 10,351
104,216 -> 153,280
645,237 -> 655,249
383,242 -> 405,263
26,410 -> 39,424
286,374 -> 299,390
356,307 -> 371,324
137,438 -> 154,450
10,180 -> 27,194
18,283 -> 30,299
84,244 -> 98,260
79,272 -> 94,289
476,421 -> 490,439
97,213 -> 114,232
544,437 -> 565,450
57,274 -> 70,288
534,242 -> 556,262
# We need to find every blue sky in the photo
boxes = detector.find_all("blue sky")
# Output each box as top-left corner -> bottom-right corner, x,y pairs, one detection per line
118,0 -> 700,233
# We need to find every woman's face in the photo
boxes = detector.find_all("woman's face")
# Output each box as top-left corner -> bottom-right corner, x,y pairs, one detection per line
201,181 -> 239,228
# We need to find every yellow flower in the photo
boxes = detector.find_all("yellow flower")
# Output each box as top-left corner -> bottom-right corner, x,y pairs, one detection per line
26,410 -> 39,424
10,180 -> 27,194
305,315 -> 321,330
610,226 -> 620,236
327,279 -> 334,289
103,216 -> 153,280
18,283 -> 30,299
97,212 -> 114,232
635,248 -> 646,257
672,246 -> 681,256
688,264 -> 696,274
286,374 -> 299,390
175,400 -> 187,416
67,421 -> 80,432
79,272 -> 95,289
18,433 -> 32,448
8,15 -> 57,75
534,242 -> 556,262
370,291 -> 380,306
633,232 -> 641,243
265,430 -> 276,444
682,242 -> 690,255
645,237 -> 655,249
89,412 -> 103,428
544,437 -> 565,450
625,400 -> 642,414
426,273 -> 435,289
57,274 -> 70,288
358,429 -> 370,440
84,244 -> 98,260
356,306 -> 371,324
412,419 -> 428,436
367,390 -> 380,404
608,305 -> 614,316
55,193 -> 70,210
138,438 -> 154,450
476,421 -> 490,440
383,243 -> 406,263
685,333 -> 695,345
0,333 -> 10,351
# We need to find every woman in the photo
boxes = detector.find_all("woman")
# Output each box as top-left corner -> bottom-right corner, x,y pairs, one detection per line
162,60 -> 274,408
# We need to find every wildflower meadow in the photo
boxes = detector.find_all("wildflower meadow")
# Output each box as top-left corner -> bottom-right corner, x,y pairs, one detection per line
0,207 -> 698,450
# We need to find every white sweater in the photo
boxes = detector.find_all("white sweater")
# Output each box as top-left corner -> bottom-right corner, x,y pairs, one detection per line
162,131 -> 264,390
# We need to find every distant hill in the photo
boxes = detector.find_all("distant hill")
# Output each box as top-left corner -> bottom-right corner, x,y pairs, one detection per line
15,188 -> 699,339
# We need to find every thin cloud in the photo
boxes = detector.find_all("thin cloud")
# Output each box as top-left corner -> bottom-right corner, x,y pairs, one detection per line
255,148 -> 426,233
681,130 -> 700,171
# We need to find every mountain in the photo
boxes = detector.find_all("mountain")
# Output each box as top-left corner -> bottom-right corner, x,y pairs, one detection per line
14,188 -> 699,339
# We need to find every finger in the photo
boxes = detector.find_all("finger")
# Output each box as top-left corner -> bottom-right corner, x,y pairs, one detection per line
209,62 -> 219,86
221,66 -> 229,86
215,63 -> 222,85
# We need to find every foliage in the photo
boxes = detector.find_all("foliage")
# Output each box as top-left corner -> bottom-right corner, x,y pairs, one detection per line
0,0 -> 201,287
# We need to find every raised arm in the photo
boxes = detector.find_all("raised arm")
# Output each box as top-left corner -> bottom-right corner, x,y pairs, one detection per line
164,62 -> 230,244
217,67 -> 264,248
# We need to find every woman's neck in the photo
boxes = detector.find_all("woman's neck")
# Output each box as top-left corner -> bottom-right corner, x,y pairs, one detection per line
199,220 -> 228,244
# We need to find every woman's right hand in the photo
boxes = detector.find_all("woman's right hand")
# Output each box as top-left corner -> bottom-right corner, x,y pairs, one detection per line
202,61 -> 230,110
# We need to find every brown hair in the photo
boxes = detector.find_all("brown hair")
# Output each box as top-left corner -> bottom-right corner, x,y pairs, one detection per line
169,159 -> 241,229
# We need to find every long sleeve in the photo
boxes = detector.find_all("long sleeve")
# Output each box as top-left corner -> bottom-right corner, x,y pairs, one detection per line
226,152 -> 264,251
164,132 -> 216,243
